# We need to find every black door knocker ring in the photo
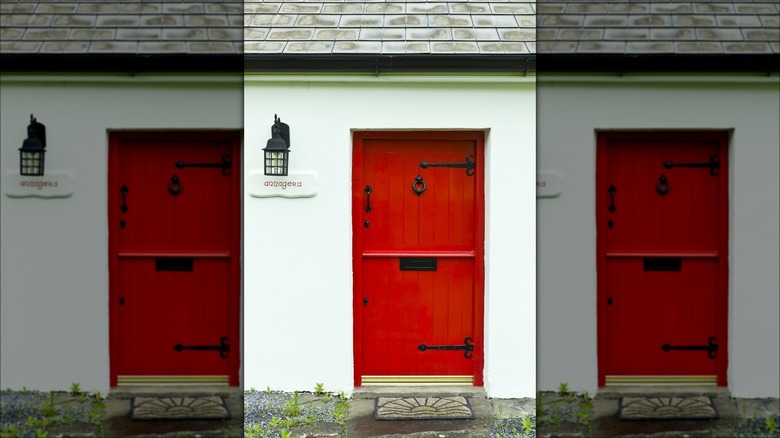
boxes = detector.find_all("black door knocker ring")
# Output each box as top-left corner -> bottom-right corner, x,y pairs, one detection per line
656,174 -> 670,196
168,174 -> 183,196
412,174 -> 427,195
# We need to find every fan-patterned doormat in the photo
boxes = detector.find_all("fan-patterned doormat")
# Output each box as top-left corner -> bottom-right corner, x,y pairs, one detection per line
130,396 -> 230,420
375,396 -> 475,420
618,396 -> 718,420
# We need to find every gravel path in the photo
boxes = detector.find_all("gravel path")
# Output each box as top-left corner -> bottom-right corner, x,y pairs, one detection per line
490,417 -> 536,437
244,391 -> 536,438
1,390 -> 104,438
244,390 -> 348,437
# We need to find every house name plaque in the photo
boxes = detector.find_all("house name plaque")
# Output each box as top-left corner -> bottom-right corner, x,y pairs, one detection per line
536,171 -> 561,198
3,172 -> 74,198
248,172 -> 317,198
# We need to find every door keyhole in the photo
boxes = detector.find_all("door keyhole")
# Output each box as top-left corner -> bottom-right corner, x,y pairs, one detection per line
607,297 -> 613,306
363,297 -> 369,306
119,297 -> 125,306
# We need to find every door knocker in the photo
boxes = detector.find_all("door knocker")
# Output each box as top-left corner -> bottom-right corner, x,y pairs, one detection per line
656,174 -> 670,196
168,174 -> 183,196
412,174 -> 426,195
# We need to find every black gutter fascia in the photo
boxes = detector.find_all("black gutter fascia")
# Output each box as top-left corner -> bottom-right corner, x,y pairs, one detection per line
243,54 -> 536,74
0,54 -> 243,73
537,54 -> 780,75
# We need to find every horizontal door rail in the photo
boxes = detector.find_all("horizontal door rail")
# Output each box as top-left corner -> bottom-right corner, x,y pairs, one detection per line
605,251 -> 718,258
362,250 -> 475,258
118,251 -> 231,258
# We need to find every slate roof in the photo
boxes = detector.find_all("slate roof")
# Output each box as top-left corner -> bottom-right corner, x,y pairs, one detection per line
244,0 -> 536,55
0,1 -> 243,55
2,0 -> 778,72
537,1 -> 779,55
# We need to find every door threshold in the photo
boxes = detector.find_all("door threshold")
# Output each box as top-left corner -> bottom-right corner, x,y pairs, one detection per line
109,386 -> 241,399
597,386 -> 731,399
353,386 -> 487,400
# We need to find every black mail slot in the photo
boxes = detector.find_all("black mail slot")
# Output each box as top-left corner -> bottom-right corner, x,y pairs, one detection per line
400,257 -> 437,271
156,257 -> 193,271
643,257 -> 681,271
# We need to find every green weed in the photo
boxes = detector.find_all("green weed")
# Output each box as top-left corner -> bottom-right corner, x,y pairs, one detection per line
283,392 -> 301,418
766,417 -> 779,436
40,392 -> 57,417
520,417 -> 534,436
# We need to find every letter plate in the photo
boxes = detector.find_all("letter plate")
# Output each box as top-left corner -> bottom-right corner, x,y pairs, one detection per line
156,257 -> 194,271
400,258 -> 437,271
643,257 -> 681,271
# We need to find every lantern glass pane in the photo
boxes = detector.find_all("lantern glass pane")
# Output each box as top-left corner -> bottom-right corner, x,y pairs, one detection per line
20,150 -> 45,176
264,150 -> 288,176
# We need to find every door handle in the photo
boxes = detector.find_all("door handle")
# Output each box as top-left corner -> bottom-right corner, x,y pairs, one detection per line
608,184 -> 616,213
120,185 -> 128,213
364,185 -> 372,212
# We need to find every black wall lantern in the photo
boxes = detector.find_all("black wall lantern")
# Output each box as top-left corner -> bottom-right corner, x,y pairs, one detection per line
19,114 -> 47,176
263,114 -> 290,176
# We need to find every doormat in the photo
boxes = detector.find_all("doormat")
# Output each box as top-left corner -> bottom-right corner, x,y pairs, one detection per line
618,396 -> 718,421
130,396 -> 230,420
375,396 -> 475,420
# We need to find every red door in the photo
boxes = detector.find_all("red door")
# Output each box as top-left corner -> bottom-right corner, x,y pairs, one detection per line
109,131 -> 241,387
353,131 -> 485,386
597,131 -> 728,386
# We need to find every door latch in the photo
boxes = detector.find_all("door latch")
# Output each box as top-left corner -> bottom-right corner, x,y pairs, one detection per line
412,175 -> 426,195
656,174 -> 671,196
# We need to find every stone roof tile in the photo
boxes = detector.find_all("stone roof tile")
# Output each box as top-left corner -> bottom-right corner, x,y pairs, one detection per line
1,1 -> 242,55
538,1 -> 779,54
3,0 -> 776,58
245,0 -> 534,55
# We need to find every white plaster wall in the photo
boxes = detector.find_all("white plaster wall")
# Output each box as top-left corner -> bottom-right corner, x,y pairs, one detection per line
0,74 -> 242,392
244,75 -> 536,397
536,75 -> 780,397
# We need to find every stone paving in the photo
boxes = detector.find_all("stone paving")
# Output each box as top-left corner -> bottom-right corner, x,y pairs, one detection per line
4,386 -> 776,437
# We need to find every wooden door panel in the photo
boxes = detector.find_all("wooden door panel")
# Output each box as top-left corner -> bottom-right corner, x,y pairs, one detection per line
117,140 -> 234,253
605,140 -> 720,252
361,139 -> 476,252
598,131 -> 728,386
361,258 -> 474,376
604,258 -> 719,376
354,132 -> 484,385
109,132 -> 240,386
